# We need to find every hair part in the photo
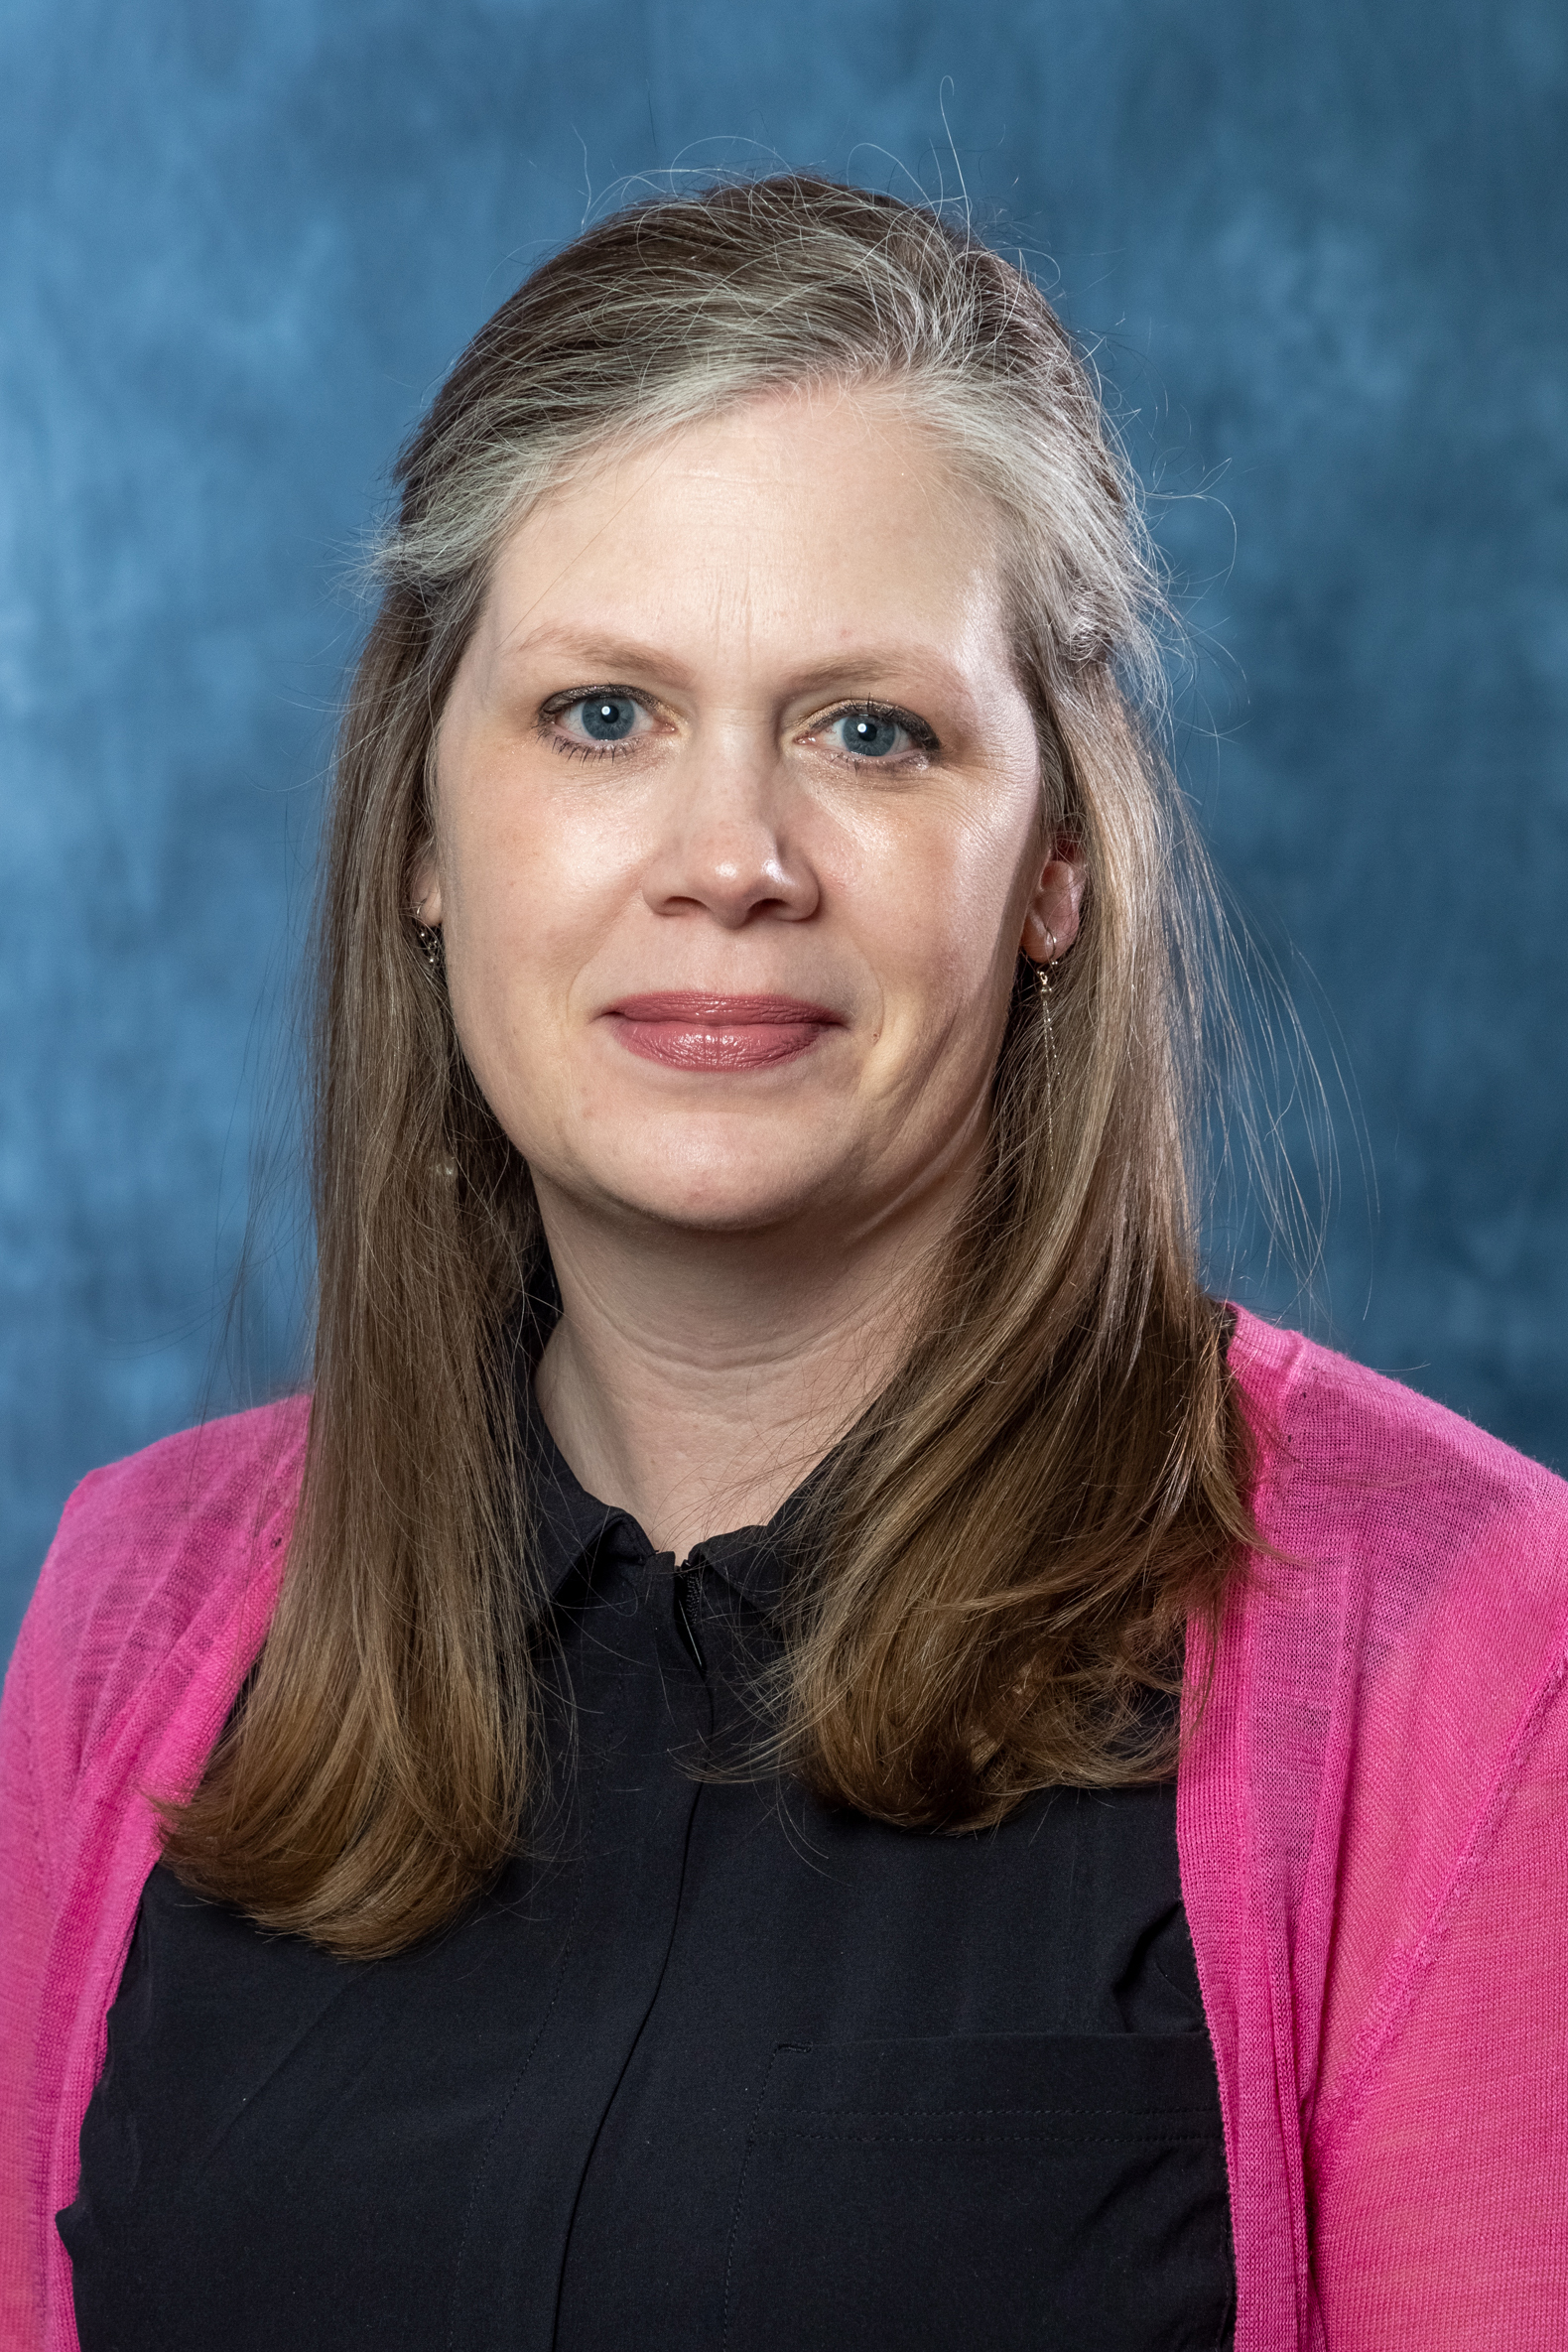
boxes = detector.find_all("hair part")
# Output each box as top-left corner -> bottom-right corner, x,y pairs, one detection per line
163,175 -> 1255,1957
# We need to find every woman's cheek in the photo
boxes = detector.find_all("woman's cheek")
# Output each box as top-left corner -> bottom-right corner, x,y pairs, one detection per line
866,812 -> 1019,999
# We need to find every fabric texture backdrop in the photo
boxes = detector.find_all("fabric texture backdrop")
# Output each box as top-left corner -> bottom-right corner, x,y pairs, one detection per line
3,0 -> 1564,1655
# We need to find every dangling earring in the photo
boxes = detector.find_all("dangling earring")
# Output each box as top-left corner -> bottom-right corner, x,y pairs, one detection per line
1035,927 -> 1059,998
412,898 -> 445,976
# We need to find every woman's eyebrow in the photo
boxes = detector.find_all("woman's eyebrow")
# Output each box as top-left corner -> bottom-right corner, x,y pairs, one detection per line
497,626 -> 697,687
779,650 -> 971,705
498,625 -> 972,707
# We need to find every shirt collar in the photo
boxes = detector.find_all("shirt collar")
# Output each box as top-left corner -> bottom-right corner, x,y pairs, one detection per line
517,1363 -> 812,1622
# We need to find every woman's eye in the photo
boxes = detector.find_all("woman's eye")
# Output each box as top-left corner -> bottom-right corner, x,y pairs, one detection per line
568,693 -> 643,744
543,689 -> 657,754
823,708 -> 927,761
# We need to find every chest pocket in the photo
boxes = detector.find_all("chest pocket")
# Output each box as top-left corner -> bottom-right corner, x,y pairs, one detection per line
721,2032 -> 1234,2352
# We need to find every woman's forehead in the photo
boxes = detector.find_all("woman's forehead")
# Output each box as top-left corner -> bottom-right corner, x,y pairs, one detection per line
473,394 -> 1011,682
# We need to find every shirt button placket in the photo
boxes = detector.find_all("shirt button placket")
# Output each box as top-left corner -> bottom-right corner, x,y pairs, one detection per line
672,1553 -> 708,1677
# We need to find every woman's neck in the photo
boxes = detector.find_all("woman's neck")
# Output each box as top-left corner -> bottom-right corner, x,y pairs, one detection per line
530,1174 -> 965,1558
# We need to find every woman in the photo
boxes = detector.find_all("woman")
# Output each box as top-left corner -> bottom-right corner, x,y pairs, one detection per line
3,177 -> 1565,2352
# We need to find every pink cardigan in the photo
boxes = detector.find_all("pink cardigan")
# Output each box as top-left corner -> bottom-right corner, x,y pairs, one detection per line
4,1309 -> 1567,2349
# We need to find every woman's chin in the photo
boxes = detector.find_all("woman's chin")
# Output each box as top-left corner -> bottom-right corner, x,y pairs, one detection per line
553,1143 -> 861,1241
617,1178 -> 844,1240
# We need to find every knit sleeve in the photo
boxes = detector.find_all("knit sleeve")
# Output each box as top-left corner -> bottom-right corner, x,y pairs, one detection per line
1309,1654 -> 1568,2347
0,1605 -> 58,2350
0,1401 -> 308,2352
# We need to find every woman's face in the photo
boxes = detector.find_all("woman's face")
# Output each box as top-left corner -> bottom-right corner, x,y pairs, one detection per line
421,387 -> 1081,1247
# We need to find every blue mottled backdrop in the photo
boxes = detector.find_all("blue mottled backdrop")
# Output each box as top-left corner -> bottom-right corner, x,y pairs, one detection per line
4,0 -> 1565,1654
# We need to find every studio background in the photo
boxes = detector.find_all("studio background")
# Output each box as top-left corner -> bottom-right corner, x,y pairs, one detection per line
3,0 -> 1564,1657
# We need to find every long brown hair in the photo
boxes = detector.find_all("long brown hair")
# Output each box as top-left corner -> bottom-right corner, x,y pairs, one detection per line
164,177 -> 1255,1957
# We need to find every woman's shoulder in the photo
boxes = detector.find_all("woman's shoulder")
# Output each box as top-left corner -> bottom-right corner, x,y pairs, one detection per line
39,1393 -> 310,1623
1228,1304 -> 1568,1627
51,1391 -> 309,1541
11,1396 -> 309,1793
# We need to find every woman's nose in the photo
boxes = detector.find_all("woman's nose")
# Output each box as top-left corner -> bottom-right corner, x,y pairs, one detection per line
639,743 -> 820,929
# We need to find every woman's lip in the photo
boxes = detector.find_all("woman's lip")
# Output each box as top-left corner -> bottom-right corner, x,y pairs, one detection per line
608,992 -> 844,1024
604,992 -> 845,1073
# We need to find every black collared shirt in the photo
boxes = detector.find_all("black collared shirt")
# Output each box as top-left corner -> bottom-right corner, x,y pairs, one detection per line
64,1407 -> 1235,2351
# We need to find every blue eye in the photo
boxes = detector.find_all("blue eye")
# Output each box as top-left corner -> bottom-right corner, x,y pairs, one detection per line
577,695 -> 639,742
834,710 -> 904,759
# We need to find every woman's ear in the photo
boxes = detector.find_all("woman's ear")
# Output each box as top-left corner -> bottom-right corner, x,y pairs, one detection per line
408,844 -> 443,929
1019,840 -> 1085,965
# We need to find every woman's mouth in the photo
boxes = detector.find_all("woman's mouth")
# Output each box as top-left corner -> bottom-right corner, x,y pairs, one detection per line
604,992 -> 845,1072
